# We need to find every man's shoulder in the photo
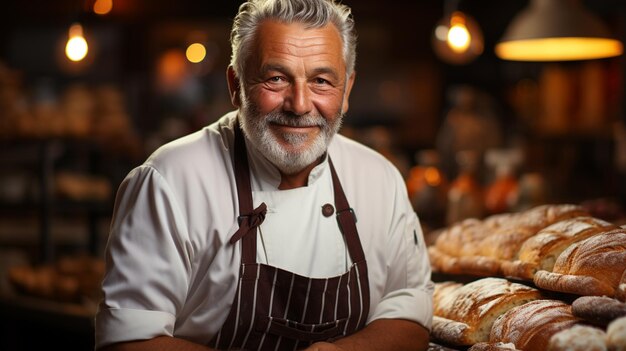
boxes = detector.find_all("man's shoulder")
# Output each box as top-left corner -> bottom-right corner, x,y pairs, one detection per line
145,112 -> 236,172
329,133 -> 402,179
330,133 -> 394,167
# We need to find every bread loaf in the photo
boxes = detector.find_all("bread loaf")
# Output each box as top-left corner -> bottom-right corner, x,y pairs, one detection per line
571,296 -> 626,327
617,269 -> 626,302
489,299 -> 581,351
534,229 -> 626,298
547,325 -> 607,351
430,204 -> 588,277
468,342 -> 521,351
607,316 -> 626,351
431,277 -> 542,346
501,216 -> 615,280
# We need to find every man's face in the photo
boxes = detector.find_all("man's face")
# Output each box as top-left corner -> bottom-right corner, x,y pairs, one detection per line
233,20 -> 355,174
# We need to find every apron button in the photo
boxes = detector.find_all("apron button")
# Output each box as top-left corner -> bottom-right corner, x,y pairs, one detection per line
322,203 -> 335,217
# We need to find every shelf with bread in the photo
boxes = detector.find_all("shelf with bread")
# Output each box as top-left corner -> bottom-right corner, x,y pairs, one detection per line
427,203 -> 626,350
0,138 -> 117,263
0,254 -> 103,350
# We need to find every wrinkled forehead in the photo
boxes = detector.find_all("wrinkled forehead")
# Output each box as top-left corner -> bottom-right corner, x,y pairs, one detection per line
247,20 -> 347,74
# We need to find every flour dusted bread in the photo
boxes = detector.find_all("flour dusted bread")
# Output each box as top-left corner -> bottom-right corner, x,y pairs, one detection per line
429,217 -> 499,275
501,216 -> 616,280
534,228 -> 626,299
469,342 -> 521,351
431,277 -> 542,346
489,299 -> 581,351
429,204 -> 588,277
571,296 -> 626,327
607,316 -> 626,351
547,325 -> 607,351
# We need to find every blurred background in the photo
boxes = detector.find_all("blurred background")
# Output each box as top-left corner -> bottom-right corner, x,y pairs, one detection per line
1,0 -> 626,349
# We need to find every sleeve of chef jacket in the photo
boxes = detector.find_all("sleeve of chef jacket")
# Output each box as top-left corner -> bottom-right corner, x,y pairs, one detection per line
367,168 -> 434,331
95,165 -> 191,349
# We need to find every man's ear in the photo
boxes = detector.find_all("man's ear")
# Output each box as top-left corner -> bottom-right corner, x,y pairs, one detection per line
226,66 -> 241,108
341,71 -> 356,114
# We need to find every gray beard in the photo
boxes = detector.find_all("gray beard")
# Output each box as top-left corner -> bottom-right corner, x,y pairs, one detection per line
238,92 -> 344,175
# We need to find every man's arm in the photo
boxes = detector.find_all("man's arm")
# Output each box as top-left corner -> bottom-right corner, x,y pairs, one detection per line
304,318 -> 430,351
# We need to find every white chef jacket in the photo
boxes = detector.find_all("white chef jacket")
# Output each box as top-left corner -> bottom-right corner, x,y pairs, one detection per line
94,111 -> 434,349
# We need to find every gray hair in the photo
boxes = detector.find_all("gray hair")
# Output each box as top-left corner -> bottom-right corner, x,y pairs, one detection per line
230,0 -> 357,79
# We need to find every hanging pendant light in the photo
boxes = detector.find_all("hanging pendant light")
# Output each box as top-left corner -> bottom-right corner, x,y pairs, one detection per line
65,23 -> 89,62
496,0 -> 623,62
431,0 -> 484,65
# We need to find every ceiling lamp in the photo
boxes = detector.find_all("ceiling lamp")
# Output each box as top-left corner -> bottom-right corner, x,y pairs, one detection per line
496,0 -> 623,61
432,0 -> 484,65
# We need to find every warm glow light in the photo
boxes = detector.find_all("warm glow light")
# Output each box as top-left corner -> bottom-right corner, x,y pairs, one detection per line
448,23 -> 470,53
432,10 -> 483,65
496,37 -> 623,61
424,167 -> 442,187
496,0 -> 624,62
186,43 -> 207,63
65,24 -> 88,62
93,0 -> 113,15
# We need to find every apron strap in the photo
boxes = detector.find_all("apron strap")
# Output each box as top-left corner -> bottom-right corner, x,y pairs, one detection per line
232,121 -> 264,263
328,158 -> 366,264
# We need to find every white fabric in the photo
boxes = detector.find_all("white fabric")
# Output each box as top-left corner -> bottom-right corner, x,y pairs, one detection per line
95,111 -> 434,349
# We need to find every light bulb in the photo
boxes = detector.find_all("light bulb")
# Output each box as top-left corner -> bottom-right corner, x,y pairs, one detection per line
65,23 -> 88,62
448,14 -> 471,52
432,11 -> 484,65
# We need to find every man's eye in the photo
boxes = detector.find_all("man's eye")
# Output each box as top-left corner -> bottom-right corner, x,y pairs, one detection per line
268,76 -> 283,82
314,78 -> 329,85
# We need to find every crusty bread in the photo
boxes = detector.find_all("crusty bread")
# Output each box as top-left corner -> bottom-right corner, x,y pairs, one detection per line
534,229 -> 626,298
433,280 -> 463,315
432,217 -> 495,258
489,299 -> 581,351
429,245 -> 503,277
501,216 -> 616,281
430,204 -> 588,277
607,316 -> 626,351
431,277 -> 542,346
468,342 -> 521,351
571,296 -> 626,327
547,325 -> 607,351
617,269 -> 626,302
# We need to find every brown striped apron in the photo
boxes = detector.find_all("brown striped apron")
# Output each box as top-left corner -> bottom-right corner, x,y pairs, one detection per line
209,123 -> 370,351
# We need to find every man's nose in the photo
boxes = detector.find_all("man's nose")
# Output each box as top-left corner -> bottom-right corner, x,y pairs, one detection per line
283,81 -> 312,116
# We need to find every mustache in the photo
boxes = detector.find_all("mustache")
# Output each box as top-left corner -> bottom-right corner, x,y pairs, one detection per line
265,112 -> 327,128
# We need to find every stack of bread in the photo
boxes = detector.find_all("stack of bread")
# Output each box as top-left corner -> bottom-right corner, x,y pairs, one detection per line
7,254 -> 104,303
428,204 -> 589,277
428,203 -> 626,350
432,279 -> 626,350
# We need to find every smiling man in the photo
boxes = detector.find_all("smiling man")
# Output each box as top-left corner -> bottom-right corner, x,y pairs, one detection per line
94,1 -> 433,350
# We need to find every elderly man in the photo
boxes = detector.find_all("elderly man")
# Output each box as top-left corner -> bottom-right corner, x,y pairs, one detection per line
94,0 -> 433,350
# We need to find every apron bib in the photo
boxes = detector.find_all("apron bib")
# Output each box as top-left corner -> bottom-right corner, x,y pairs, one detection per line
209,122 -> 370,351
